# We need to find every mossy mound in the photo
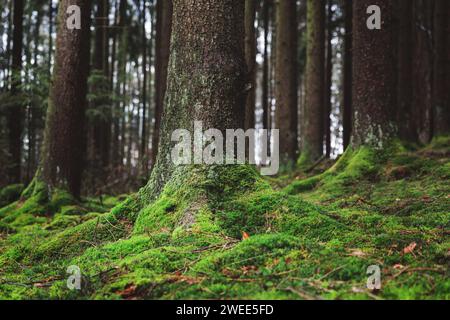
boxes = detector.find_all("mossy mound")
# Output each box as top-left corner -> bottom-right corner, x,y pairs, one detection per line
0,140 -> 449,300
0,184 -> 24,208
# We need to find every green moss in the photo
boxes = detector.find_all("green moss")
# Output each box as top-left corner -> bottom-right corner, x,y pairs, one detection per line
0,184 -> 24,207
0,141 -> 448,300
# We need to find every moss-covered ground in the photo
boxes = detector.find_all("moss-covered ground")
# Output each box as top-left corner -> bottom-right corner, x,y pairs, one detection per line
0,138 -> 449,300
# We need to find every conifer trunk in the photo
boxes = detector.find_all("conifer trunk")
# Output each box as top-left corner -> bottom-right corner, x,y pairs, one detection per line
38,0 -> 92,198
142,0 -> 246,201
432,0 -> 449,136
301,0 -> 325,164
152,0 -> 173,167
275,0 -> 298,165
343,0 -> 353,150
7,0 -> 24,183
351,0 -> 396,148
244,0 -> 256,131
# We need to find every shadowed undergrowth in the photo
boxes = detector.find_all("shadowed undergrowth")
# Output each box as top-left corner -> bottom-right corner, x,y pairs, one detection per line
0,138 -> 449,300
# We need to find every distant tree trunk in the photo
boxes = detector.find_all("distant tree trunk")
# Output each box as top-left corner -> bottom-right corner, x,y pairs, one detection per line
261,0 -> 270,132
275,0 -> 298,165
342,0 -> 352,150
352,0 -> 396,148
151,0 -> 172,168
48,0 -> 53,75
397,0 -> 416,142
38,0 -> 92,198
141,0 -> 149,167
114,0 -> 128,168
93,0 -> 111,170
301,0 -> 324,164
324,0 -> 333,158
413,0 -> 433,144
432,0 -> 449,136
27,9 -> 43,182
244,0 -> 256,131
8,0 -> 24,183
142,0 -> 246,201
110,0 -> 119,168
4,0 -> 13,89
261,0 -> 271,162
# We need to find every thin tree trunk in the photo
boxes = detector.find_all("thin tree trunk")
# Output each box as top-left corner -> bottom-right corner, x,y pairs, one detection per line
28,8 -> 42,182
48,0 -> 53,75
151,0 -> 172,168
93,0 -> 111,171
352,0 -> 396,148
413,0 -> 433,144
141,0 -> 149,168
432,0 -> 449,136
301,0 -> 325,164
261,0 -> 270,132
324,0 -> 333,158
275,0 -> 298,165
261,0 -> 271,162
8,0 -> 24,183
38,0 -> 92,198
244,0 -> 256,131
343,0 -> 353,150
397,0 -> 416,142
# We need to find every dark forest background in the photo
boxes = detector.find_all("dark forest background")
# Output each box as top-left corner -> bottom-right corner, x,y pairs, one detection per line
1,0 -> 446,196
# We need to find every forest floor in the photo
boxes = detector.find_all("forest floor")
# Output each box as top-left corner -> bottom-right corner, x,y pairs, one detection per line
0,138 -> 449,300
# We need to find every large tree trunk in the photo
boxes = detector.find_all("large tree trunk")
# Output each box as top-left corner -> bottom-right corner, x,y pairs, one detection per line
397,0 -> 416,142
301,0 -> 324,164
37,0 -> 92,198
432,0 -> 449,136
141,0 -> 246,202
151,0 -> 173,168
7,0 -> 24,183
244,0 -> 256,131
275,0 -> 298,165
352,0 -> 396,148
342,0 -> 352,150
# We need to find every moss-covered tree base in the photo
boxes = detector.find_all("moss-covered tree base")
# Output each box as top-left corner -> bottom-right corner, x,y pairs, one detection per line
1,139 -> 449,299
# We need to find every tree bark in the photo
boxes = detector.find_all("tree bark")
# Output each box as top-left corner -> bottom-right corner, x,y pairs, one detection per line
432,0 -> 449,136
244,0 -> 256,131
7,0 -> 24,183
151,0 -> 173,168
413,0 -> 433,144
141,0 -> 246,201
397,0 -> 416,142
275,0 -> 298,165
351,0 -> 396,148
343,0 -> 352,150
39,0 -> 92,198
141,0 -> 149,167
301,0 -> 325,164
324,0 -> 333,158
